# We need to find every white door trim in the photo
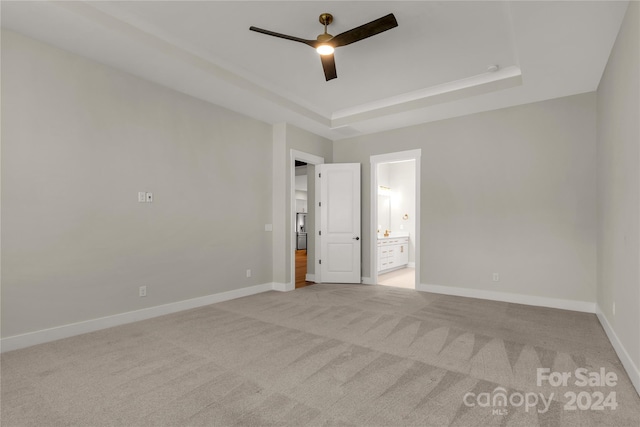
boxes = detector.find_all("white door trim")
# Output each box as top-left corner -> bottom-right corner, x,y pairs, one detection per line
370,149 -> 422,286
290,150 -> 324,290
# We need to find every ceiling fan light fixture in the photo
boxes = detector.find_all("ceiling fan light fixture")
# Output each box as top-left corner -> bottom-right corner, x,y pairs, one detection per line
249,12 -> 398,80
316,44 -> 335,55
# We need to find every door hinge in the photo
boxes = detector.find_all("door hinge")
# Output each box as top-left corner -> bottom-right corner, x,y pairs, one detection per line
319,202 -> 321,207
319,230 -> 321,236
318,173 -> 321,178
319,259 -> 322,264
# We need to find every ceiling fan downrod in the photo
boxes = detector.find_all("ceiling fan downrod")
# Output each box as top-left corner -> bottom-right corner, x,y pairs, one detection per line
318,13 -> 333,42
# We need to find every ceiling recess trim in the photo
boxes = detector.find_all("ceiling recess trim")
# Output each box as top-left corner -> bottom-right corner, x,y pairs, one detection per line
331,66 -> 522,128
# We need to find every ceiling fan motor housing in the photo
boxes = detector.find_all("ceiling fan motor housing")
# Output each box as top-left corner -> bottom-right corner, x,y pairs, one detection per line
317,33 -> 333,42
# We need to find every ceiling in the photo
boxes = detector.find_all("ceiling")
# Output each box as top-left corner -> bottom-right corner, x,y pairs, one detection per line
1,1 -> 629,141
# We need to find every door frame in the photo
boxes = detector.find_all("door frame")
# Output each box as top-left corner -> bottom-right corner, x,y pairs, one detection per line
370,149 -> 422,286
290,149 -> 324,288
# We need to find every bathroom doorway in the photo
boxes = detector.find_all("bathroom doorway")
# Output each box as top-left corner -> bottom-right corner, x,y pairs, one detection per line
370,150 -> 421,289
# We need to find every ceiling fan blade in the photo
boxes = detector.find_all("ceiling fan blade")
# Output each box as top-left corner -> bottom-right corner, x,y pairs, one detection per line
330,13 -> 398,48
249,26 -> 317,48
320,54 -> 337,81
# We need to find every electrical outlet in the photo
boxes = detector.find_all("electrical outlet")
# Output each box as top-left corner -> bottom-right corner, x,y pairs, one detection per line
139,286 -> 147,297
246,269 -> 252,278
146,192 -> 153,203
492,273 -> 500,282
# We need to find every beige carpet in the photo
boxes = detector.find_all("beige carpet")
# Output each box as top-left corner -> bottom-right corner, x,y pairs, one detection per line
2,284 -> 639,426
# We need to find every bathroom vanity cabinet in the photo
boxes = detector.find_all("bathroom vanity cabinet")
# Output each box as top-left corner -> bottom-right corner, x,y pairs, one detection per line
377,236 -> 409,273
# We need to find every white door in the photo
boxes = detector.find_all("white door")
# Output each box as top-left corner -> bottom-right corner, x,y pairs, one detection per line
318,163 -> 361,283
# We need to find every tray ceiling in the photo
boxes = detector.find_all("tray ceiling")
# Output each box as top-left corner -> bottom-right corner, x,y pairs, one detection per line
1,1 -> 629,140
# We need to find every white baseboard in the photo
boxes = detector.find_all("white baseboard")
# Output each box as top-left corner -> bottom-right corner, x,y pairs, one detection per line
416,283 -> 596,313
596,304 -> 640,396
0,282 -> 274,353
408,262 -> 416,268
272,282 -> 295,292
361,277 -> 375,285
416,284 -> 638,395
305,273 -> 315,282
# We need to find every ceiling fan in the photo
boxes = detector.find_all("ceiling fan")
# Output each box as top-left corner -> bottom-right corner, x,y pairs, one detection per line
249,13 -> 398,81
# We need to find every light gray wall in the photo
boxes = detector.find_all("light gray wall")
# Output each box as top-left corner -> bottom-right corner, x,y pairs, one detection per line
1,30 -> 273,338
596,2 -> 640,370
334,93 -> 597,303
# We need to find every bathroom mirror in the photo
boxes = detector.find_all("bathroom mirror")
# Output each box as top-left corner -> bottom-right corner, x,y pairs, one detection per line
377,186 -> 391,233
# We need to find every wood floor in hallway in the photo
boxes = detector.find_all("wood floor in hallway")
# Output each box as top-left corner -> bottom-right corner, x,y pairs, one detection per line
295,250 -> 314,289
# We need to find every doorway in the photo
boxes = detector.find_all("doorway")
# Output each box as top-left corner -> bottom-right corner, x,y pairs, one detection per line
290,150 -> 324,289
370,150 -> 421,289
294,161 -> 312,288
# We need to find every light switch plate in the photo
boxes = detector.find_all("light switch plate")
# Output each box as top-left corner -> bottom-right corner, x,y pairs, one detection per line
138,192 -> 146,203
265,224 -> 273,231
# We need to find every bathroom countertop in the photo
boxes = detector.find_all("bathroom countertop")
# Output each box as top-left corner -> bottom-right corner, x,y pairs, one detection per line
377,231 -> 409,239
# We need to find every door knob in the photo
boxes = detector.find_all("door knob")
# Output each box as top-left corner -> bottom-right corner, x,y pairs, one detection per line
353,237 -> 360,240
